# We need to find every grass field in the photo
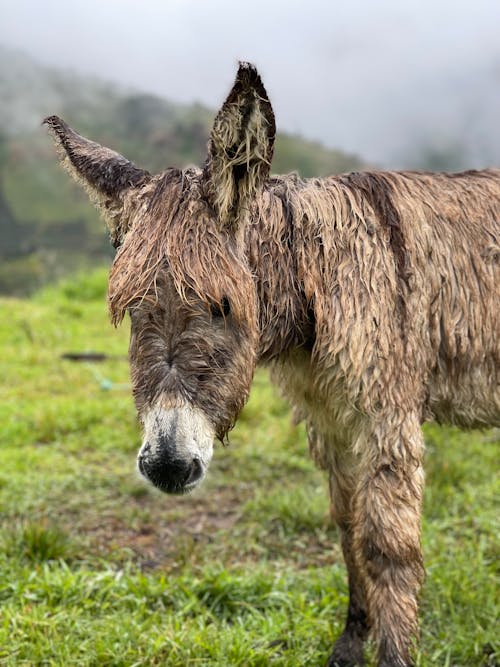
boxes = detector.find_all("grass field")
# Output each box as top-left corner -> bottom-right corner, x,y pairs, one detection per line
0,270 -> 498,666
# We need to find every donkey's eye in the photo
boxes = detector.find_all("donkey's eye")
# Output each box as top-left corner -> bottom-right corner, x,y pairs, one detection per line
210,298 -> 231,318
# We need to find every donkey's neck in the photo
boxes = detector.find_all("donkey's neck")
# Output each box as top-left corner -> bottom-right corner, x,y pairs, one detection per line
246,176 -> 315,363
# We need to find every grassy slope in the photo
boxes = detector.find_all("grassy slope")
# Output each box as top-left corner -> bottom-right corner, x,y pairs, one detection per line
0,271 -> 498,666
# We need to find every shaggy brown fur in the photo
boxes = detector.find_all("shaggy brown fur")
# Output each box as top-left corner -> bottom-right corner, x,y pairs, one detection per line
45,62 -> 500,667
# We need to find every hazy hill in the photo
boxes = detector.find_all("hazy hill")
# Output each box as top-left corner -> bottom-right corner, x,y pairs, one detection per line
0,46 -> 362,295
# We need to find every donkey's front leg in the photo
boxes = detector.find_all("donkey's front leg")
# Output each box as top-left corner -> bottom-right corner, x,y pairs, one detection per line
326,465 -> 369,667
327,521 -> 369,667
354,415 -> 425,667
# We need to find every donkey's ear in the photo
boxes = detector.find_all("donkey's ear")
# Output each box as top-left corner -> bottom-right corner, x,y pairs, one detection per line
43,116 -> 150,247
202,62 -> 276,230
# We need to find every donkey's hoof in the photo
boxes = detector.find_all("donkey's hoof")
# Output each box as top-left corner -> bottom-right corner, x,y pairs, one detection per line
326,633 -> 365,667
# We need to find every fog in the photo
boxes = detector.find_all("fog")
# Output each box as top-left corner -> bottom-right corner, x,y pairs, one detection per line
1,0 -> 500,166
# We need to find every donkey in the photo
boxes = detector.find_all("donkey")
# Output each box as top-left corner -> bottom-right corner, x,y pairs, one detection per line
44,62 -> 499,667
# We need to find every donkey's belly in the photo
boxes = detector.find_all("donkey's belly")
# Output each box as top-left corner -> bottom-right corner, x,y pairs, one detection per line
427,355 -> 500,429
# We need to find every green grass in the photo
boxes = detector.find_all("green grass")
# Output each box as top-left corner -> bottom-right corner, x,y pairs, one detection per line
0,270 -> 498,666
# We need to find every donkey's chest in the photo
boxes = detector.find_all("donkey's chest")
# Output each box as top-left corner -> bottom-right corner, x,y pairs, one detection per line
269,348 -> 360,442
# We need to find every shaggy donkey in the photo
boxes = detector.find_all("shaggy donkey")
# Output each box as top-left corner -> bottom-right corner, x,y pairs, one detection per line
45,63 -> 499,667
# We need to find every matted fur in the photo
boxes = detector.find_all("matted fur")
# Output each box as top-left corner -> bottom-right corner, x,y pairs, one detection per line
108,167 -> 256,327
45,62 -> 499,667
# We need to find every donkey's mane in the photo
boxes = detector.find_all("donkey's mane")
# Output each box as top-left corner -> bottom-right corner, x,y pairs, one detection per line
109,165 -> 500,336
108,167 -> 255,325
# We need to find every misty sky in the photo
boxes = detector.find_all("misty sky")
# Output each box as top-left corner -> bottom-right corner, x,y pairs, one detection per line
1,0 -> 500,166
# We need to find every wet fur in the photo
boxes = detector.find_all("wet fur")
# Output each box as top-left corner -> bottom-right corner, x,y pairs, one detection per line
45,63 -> 500,667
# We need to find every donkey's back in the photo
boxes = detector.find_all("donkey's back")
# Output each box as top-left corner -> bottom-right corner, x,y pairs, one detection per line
349,168 -> 499,428
271,167 -> 500,431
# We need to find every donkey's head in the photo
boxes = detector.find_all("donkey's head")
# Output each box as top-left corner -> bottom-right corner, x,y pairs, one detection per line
45,63 -> 275,493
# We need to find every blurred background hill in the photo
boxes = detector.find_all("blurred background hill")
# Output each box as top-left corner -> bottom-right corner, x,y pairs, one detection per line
0,45 -> 362,296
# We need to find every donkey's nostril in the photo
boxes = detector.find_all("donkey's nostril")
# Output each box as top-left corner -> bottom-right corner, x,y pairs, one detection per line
183,457 -> 203,486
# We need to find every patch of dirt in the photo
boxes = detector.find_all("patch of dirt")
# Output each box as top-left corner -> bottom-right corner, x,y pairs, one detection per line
63,483 -> 342,572
76,486 -> 245,569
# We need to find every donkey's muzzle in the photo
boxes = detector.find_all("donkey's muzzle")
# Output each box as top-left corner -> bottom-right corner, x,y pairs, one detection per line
137,404 -> 214,494
138,448 -> 203,494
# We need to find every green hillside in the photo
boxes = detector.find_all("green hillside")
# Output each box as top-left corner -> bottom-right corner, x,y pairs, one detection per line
0,270 -> 498,665
0,46 -> 362,295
